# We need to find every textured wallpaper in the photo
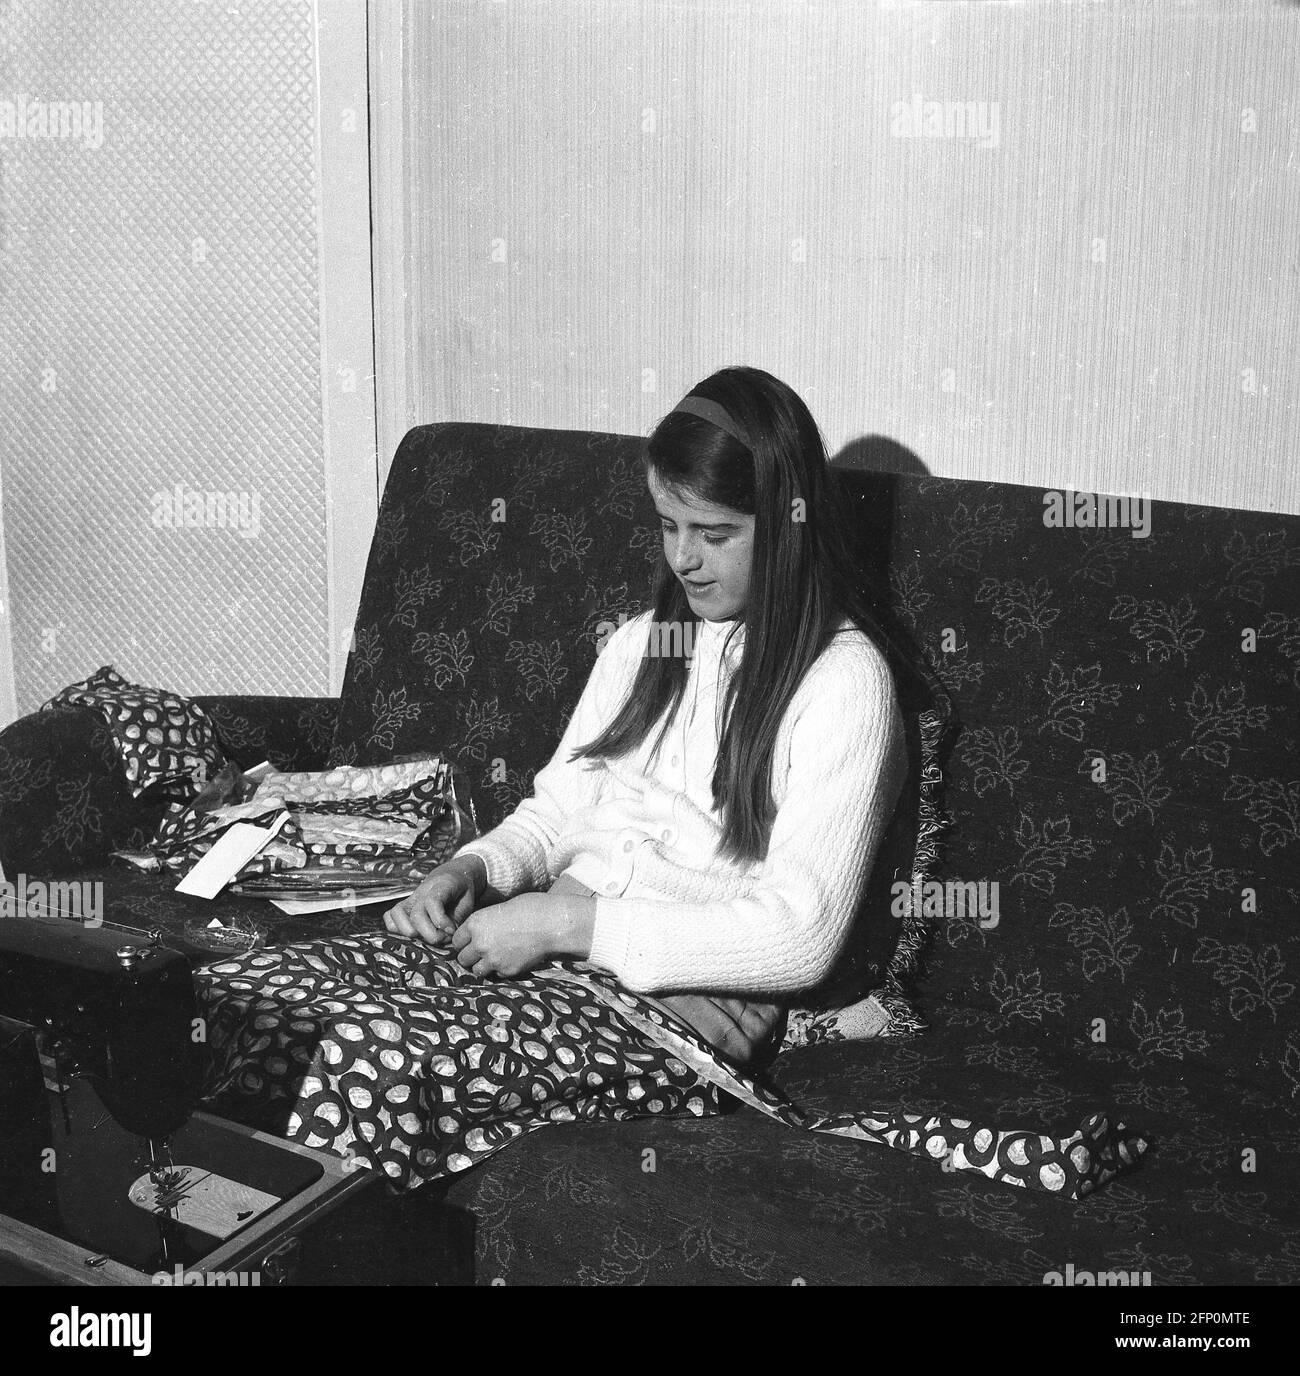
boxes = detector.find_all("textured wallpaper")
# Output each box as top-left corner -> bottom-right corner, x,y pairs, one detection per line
0,0 -> 329,715
397,0 -> 1298,514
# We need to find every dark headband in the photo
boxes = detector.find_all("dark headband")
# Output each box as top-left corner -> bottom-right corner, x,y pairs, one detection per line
669,394 -> 747,446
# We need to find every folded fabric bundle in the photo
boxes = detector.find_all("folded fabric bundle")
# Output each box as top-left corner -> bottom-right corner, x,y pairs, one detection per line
149,756 -> 477,882
40,666 -> 478,889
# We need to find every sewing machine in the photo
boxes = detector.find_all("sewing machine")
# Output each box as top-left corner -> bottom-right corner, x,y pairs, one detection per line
0,912 -> 373,1285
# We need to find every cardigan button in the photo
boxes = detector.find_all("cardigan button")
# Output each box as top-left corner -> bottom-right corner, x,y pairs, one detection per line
605,880 -> 618,894
622,839 -> 634,852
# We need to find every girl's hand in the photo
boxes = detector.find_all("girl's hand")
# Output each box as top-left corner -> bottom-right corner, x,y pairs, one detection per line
383,855 -> 485,945
450,892 -> 595,978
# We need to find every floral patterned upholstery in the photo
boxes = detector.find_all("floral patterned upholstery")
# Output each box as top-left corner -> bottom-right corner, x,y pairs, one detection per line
454,1021 -> 1298,1286
1,420 -> 1296,1283
329,423 -> 672,825
886,480 -> 1300,1108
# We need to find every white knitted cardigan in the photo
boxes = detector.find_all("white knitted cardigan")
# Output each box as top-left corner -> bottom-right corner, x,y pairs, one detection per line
457,611 -> 939,1019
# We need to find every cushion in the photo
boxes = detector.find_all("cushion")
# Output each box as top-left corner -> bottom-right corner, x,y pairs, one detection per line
41,665 -> 225,798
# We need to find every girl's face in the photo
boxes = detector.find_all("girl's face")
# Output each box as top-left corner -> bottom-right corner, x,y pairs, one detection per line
648,469 -> 756,622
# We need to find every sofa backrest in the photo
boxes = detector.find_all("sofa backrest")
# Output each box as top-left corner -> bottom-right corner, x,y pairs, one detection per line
332,422 -> 664,807
866,471 -> 1300,1105
335,423 -> 1300,1101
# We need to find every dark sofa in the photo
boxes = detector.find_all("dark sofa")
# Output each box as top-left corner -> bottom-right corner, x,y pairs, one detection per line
2,422 -> 1297,1285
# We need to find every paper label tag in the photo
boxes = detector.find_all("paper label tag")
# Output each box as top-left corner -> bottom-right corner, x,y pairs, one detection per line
175,814 -> 289,899
269,886 -> 416,916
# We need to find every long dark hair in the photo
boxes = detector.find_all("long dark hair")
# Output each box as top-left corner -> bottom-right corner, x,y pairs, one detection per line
571,365 -> 948,867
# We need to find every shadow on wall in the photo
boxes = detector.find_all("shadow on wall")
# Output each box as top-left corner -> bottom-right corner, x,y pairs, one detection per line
833,435 -> 930,476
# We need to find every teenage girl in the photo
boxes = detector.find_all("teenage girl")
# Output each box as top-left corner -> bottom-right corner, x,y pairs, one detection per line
382,365 -> 910,1065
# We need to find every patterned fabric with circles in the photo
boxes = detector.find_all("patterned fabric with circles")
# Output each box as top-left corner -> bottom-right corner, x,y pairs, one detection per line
41,665 -> 226,798
197,928 -> 1145,1202
197,935 -> 723,1188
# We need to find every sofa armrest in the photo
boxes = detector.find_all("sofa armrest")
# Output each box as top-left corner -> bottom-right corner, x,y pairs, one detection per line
191,696 -> 339,773
0,707 -> 169,877
0,696 -> 340,879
